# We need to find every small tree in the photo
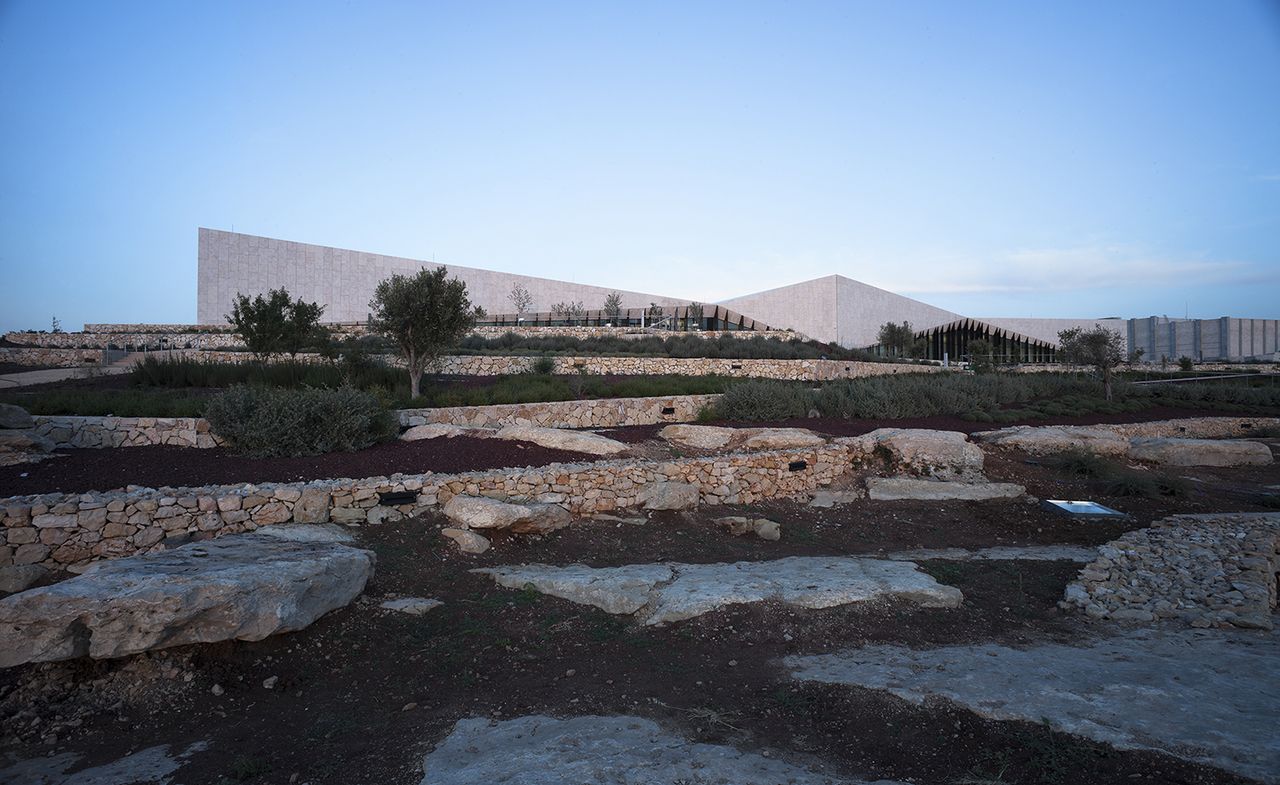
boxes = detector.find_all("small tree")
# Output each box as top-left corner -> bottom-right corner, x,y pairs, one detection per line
280,299 -> 326,359
687,301 -> 705,330
1178,355 -> 1194,372
1127,347 -> 1145,365
1058,326 -> 1126,401
50,315 -> 62,334
602,291 -> 623,323
227,288 -> 290,360
508,283 -> 533,316
876,321 -> 916,357
968,338 -> 995,373
370,267 -> 475,399
646,302 -> 664,325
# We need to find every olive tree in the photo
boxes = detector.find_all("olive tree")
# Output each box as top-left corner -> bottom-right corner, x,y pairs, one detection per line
1058,326 -> 1126,401
370,267 -> 475,399
227,288 -> 326,361
876,321 -> 916,358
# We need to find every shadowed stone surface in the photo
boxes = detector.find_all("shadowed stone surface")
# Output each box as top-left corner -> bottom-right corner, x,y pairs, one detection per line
1127,437 -> 1273,467
0,535 -> 374,667
476,556 -> 962,625
494,424 -> 629,455
0,741 -> 208,785
865,477 -> 1025,501
883,545 -> 1097,562
422,715 -> 904,785
786,626 -> 1280,783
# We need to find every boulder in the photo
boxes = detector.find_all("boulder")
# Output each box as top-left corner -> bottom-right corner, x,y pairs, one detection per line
442,528 -> 490,554
0,534 -> 375,667
401,423 -> 475,441
808,489 -> 864,507
975,425 -> 1129,456
494,424 -> 628,455
637,481 -> 699,511
866,477 -> 1025,501
1127,437 -> 1273,467
0,565 -> 47,594
715,516 -> 781,540
253,523 -> 354,544
0,404 -> 34,430
741,428 -> 826,451
441,496 -> 570,533
657,424 -> 736,450
0,431 -> 54,454
844,428 -> 983,478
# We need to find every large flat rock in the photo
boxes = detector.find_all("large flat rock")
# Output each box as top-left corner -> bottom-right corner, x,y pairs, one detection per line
975,425 -> 1130,456
475,556 -> 962,625
494,424 -> 629,455
841,428 -> 984,478
423,715 -> 904,785
1127,437 -> 1273,466
441,495 -> 571,534
658,423 -> 736,450
741,427 -> 827,450
0,534 -> 374,667
786,626 -> 1280,783
865,477 -> 1025,501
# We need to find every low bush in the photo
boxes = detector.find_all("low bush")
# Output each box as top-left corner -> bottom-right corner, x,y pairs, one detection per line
0,389 -> 208,418
1045,449 -> 1113,478
456,332 -> 880,361
204,385 -> 396,457
711,380 -> 814,421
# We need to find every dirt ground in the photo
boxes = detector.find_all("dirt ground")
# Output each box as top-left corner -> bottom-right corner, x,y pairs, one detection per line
2,444 -> 1277,785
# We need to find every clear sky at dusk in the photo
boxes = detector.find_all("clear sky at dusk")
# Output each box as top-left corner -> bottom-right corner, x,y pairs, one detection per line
1,0 -> 1278,332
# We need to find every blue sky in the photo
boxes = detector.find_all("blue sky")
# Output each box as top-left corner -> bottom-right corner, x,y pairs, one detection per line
1,0 -> 1278,332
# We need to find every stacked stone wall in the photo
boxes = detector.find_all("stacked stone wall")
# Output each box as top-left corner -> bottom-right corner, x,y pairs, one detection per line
0,348 -> 104,368
0,444 -> 853,573
399,394 -> 721,429
33,417 -> 224,449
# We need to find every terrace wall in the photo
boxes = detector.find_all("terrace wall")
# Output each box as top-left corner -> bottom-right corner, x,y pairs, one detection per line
0,445 -> 853,573
398,394 -> 721,429
0,348 -> 105,367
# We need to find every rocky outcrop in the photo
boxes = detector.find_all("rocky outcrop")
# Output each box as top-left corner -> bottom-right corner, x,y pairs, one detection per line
380,597 -> 443,615
0,405 -> 56,467
843,428 -> 984,478
0,534 -> 375,667
715,516 -> 781,540
441,528 -> 490,554
1127,437 -> 1273,467
400,423 -> 475,441
637,481 -> 699,510
658,424 -> 736,450
494,424 -> 629,455
441,496 -> 570,534
475,556 -> 962,624
0,404 -> 34,430
865,477 -> 1026,501
741,428 -> 826,451
422,715 -> 899,785
974,425 -> 1130,456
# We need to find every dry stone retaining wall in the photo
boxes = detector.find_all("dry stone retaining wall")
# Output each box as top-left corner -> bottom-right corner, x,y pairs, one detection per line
0,445 -> 854,573
399,394 -> 721,429
0,348 -> 104,368
32,417 -> 224,449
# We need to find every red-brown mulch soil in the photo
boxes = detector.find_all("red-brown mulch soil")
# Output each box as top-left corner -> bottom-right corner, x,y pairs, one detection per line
0,437 -> 610,497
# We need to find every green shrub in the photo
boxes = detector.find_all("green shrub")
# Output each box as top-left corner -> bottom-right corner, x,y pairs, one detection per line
712,380 -> 814,421
1045,449 -> 1112,478
205,385 -> 396,457
530,356 -> 556,375
0,389 -> 208,418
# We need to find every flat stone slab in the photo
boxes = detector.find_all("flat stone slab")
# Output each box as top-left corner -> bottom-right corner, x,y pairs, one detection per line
1127,437 -> 1273,466
380,597 -> 443,615
786,626 -> 1280,783
475,556 -> 962,625
658,423 -> 736,450
866,477 -> 1025,501
975,425 -> 1130,456
741,427 -> 827,450
0,740 -> 208,785
252,523 -> 355,543
400,423 -> 477,441
882,545 -> 1097,562
0,534 -> 375,667
422,715 -> 903,785
808,489 -> 864,507
494,424 -> 629,455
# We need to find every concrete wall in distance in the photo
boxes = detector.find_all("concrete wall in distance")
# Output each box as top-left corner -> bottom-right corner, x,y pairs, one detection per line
198,228 -> 688,325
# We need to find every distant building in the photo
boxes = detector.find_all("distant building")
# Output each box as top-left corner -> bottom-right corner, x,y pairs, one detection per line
197,228 -> 1279,362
